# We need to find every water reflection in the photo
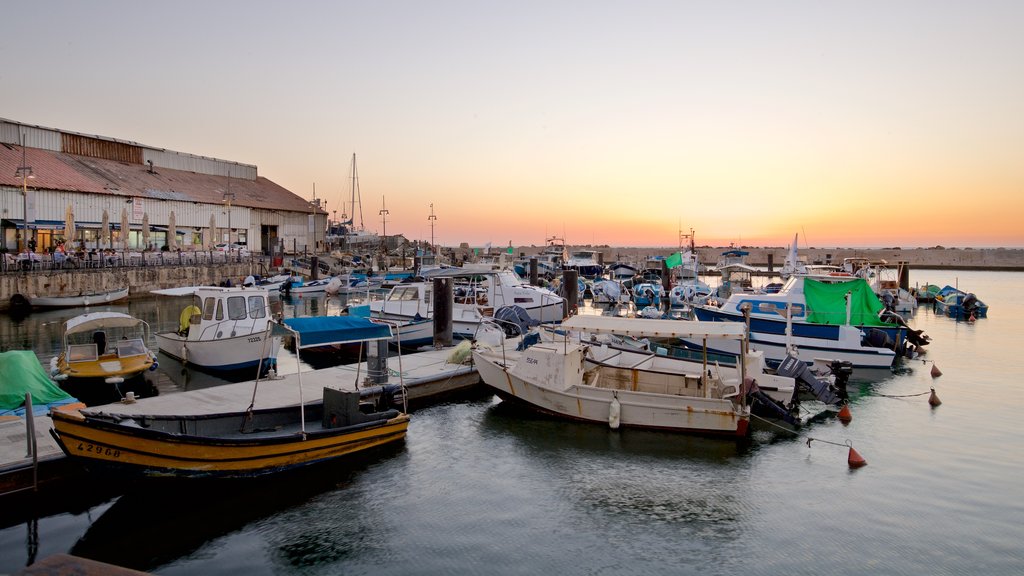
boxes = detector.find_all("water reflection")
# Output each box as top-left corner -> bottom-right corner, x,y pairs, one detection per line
68,442 -> 407,573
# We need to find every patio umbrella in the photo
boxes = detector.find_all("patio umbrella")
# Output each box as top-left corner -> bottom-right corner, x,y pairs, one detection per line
64,204 -> 75,246
207,213 -> 216,249
120,207 -> 130,251
142,213 -> 150,249
101,209 -> 110,249
168,211 -> 177,250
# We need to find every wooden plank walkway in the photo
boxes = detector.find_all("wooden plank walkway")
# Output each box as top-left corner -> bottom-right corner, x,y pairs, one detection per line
81,345 -> 480,418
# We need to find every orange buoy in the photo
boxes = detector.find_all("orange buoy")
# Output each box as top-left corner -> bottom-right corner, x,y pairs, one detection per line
930,363 -> 942,378
929,387 -> 942,407
848,446 -> 868,469
837,404 -> 852,423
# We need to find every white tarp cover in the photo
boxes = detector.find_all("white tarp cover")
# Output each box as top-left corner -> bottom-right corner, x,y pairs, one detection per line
560,315 -> 747,340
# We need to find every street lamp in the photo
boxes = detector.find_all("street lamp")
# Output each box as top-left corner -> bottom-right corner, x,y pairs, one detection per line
428,203 -> 437,254
223,191 -> 235,245
379,196 -> 389,256
15,134 -> 35,253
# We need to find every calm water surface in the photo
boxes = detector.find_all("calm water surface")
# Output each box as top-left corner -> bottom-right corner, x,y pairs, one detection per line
2,270 -> 1023,575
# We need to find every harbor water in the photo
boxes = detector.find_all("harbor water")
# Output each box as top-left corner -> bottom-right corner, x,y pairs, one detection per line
2,270 -> 1023,575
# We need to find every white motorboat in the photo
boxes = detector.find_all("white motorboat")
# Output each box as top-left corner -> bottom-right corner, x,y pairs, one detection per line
29,286 -> 129,308
151,286 -> 281,373
564,249 -> 604,278
369,269 -> 565,339
473,315 -> 842,436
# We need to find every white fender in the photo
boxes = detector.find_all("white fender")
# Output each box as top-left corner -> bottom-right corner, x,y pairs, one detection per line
608,396 -> 621,429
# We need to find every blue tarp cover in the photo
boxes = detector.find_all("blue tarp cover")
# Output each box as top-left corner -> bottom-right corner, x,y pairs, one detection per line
281,316 -> 391,348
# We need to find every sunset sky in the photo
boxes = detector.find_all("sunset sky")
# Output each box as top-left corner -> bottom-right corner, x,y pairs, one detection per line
4,1 -> 1022,248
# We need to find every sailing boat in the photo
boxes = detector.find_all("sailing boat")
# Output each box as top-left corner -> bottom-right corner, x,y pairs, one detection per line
330,153 -> 379,249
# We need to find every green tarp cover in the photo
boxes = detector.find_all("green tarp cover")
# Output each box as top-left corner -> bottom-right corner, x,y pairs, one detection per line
804,278 -> 889,326
0,350 -> 73,411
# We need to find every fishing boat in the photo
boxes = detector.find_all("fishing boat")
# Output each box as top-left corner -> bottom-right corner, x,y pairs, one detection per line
564,249 -> 604,278
632,282 -> 664,308
842,258 -> 917,314
49,316 -> 410,479
49,312 -> 158,387
473,315 -> 841,437
151,286 -> 281,374
369,268 -> 565,339
28,287 -> 129,309
688,276 -> 928,369
934,285 -> 988,319
281,276 -> 335,295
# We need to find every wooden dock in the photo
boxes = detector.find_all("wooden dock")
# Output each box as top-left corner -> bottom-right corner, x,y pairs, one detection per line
0,346 -> 480,495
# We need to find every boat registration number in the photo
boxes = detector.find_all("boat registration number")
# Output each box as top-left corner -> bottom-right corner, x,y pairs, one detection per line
76,442 -> 121,458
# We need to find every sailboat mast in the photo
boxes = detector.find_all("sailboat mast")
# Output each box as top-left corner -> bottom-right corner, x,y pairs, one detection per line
350,153 -> 366,231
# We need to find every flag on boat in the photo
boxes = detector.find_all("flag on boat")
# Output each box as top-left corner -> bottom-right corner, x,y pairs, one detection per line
665,252 -> 683,268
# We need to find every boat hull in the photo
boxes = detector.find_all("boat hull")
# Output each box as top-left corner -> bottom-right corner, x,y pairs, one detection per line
51,408 -> 410,479
31,287 -> 129,308
474,347 -> 749,437
155,331 -> 281,372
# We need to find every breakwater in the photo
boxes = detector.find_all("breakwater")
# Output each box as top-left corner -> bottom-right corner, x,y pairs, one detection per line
517,246 -> 1024,271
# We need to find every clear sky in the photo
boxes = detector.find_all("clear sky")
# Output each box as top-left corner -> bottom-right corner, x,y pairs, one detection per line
3,1 -> 1022,248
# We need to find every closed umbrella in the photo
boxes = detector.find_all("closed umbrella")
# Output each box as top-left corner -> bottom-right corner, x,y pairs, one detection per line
64,204 -> 75,246
207,213 -> 216,249
101,209 -> 110,249
120,207 -> 130,251
142,213 -> 151,249
168,211 -> 177,250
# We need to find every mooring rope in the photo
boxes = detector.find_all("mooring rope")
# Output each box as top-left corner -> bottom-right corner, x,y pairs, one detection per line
749,412 -> 854,450
875,390 -> 933,399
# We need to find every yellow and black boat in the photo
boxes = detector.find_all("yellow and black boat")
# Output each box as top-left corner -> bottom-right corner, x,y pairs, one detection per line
51,315 -> 410,478
50,387 -> 409,478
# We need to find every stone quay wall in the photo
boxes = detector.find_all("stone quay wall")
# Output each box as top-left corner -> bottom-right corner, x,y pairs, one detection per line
1,263 -> 256,313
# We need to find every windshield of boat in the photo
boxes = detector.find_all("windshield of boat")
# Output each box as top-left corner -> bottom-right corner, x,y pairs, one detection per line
390,286 -> 421,301
116,338 -> 148,358
68,344 -> 98,363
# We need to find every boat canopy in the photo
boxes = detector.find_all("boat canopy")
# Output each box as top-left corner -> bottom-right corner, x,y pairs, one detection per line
150,286 -> 222,296
65,312 -> 147,336
280,316 -> 392,348
803,278 -> 888,326
560,315 -> 747,340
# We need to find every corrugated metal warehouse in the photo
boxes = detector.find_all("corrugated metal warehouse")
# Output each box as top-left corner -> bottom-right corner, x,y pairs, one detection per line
0,118 -> 326,254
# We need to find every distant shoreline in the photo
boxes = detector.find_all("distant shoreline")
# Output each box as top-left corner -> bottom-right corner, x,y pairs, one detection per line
509,245 -> 1024,271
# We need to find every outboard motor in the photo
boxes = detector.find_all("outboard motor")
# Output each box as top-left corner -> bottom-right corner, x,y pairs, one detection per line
963,293 -> 978,314
776,354 -> 843,406
827,360 -> 853,402
862,328 -> 895,351
745,378 -> 801,427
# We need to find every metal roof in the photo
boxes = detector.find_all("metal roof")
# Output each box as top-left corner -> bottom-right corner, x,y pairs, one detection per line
0,144 -> 323,214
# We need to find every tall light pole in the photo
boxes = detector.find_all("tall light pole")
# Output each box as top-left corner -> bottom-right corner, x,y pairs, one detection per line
15,133 -> 35,253
427,203 -> 437,254
379,196 -> 389,254
223,190 -> 235,245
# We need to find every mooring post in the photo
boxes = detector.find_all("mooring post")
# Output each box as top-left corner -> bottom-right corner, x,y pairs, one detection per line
433,277 -> 454,347
563,269 -> 579,318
